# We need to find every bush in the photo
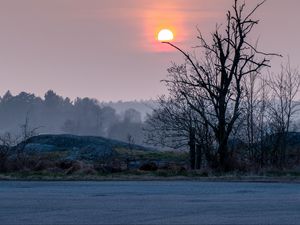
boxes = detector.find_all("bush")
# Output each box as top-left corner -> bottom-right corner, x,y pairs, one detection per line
139,162 -> 158,171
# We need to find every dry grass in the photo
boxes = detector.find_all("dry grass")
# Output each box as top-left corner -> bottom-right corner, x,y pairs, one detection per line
1,170 -> 300,183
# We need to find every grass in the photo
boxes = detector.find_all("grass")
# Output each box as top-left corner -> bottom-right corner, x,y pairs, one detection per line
1,147 -> 299,182
265,170 -> 300,177
115,148 -> 189,161
1,169 -> 300,183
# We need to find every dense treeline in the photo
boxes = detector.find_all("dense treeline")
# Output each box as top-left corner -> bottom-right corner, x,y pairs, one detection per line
0,90 -> 145,145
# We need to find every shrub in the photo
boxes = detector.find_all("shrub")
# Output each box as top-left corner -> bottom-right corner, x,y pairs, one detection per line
139,162 -> 158,171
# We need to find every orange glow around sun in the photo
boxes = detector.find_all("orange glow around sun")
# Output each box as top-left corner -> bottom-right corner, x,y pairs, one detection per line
142,1 -> 186,52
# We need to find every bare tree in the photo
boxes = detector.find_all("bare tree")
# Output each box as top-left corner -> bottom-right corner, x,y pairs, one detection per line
16,112 -> 41,169
145,95 -> 193,149
267,60 -> 300,167
242,68 -> 260,162
127,134 -> 135,151
20,112 -> 40,141
145,95 -> 197,169
162,0 -> 279,170
145,93 -> 215,170
257,78 -> 271,167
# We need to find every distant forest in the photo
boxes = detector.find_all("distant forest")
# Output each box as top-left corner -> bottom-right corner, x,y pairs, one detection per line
0,90 -> 154,145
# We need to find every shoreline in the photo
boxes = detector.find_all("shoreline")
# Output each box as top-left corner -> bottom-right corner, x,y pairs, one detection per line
1,174 -> 300,183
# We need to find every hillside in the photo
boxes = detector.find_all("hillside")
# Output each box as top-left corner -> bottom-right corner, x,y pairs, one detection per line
15,134 -> 151,161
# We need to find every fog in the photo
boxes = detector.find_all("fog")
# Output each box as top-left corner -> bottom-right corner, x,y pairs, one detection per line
0,90 -> 152,145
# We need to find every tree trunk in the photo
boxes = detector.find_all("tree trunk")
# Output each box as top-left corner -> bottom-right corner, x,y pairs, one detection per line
219,146 -> 227,170
189,127 -> 196,170
218,137 -> 230,171
195,144 -> 202,170
216,110 -> 231,171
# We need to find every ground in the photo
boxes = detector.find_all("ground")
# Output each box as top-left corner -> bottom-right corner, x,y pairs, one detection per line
0,181 -> 299,225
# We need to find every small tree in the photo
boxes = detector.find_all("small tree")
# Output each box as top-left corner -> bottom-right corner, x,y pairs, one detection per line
16,112 -> 41,169
257,78 -> 271,167
145,95 -> 193,149
125,134 -> 135,169
243,68 -> 260,161
145,95 -> 198,169
145,95 -> 214,170
20,112 -> 40,141
267,61 -> 300,167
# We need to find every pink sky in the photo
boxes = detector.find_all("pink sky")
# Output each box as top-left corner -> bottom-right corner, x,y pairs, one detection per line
0,0 -> 299,101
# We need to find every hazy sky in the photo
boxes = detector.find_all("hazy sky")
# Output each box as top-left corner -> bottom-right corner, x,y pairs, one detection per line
0,0 -> 300,101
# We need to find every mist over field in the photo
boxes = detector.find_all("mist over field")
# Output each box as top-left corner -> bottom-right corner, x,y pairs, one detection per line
0,90 -> 156,146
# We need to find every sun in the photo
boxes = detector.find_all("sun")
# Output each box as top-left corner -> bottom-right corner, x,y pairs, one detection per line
157,29 -> 174,42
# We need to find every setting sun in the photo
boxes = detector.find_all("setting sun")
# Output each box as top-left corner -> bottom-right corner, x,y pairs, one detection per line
157,29 -> 174,42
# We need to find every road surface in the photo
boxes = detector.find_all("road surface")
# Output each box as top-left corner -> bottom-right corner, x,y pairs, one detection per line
0,181 -> 299,224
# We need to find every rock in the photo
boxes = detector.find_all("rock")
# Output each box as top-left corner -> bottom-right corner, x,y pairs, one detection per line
14,134 -> 151,162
